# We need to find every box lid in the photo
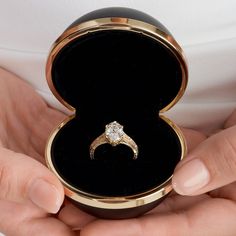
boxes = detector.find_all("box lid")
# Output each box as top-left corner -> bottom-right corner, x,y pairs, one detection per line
46,7 -> 188,114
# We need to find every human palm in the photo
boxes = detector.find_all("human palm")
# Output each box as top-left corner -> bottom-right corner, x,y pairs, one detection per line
0,69 -> 65,162
1,68 -> 236,236
79,185 -> 236,236
0,68 -> 86,235
79,126 -> 236,236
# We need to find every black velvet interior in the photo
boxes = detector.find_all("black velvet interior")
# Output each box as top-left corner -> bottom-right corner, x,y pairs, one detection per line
50,29 -> 183,197
51,117 -> 181,196
53,30 -> 182,113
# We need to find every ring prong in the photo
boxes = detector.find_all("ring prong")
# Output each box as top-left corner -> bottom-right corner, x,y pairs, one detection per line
90,121 -> 138,160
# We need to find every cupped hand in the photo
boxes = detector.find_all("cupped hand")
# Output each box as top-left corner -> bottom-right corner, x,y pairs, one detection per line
2,67 -> 235,236
76,110 -> 236,236
0,68 -> 94,236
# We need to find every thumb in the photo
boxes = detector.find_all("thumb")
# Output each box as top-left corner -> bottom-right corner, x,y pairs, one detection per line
172,125 -> 236,195
0,147 -> 64,213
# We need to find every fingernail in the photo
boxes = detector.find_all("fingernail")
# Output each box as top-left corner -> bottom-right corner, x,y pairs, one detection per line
172,159 -> 210,195
29,179 -> 62,213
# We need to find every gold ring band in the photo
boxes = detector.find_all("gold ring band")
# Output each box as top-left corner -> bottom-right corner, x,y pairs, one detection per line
89,121 -> 138,160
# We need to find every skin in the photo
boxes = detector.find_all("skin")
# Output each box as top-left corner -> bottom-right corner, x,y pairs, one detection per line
0,68 -> 79,236
0,68 -> 236,235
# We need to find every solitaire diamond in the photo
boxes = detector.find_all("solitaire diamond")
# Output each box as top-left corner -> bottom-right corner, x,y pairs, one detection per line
105,121 -> 124,145
90,120 -> 138,160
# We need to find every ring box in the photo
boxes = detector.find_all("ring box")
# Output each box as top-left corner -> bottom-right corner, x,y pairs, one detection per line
45,7 -> 188,219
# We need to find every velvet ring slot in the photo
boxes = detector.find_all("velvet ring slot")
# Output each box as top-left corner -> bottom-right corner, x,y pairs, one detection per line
45,7 -> 188,219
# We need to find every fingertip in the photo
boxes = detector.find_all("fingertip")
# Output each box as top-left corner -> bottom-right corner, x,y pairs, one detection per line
172,159 -> 210,195
0,148 -> 65,212
28,177 -> 64,213
27,159 -> 65,213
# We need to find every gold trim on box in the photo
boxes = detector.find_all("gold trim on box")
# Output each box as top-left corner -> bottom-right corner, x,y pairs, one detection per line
46,17 -> 188,113
45,115 -> 186,209
45,17 -> 188,210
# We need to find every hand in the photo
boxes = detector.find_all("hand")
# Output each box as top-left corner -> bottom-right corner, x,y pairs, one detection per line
0,68 -> 94,236
76,111 -> 236,236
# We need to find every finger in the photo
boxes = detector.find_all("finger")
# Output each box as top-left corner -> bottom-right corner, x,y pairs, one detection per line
172,125 -> 236,195
0,147 -> 64,213
0,200 -> 78,236
224,109 -> 236,129
149,193 -> 210,214
58,203 -> 96,229
181,128 -> 207,152
80,198 -> 236,236
209,181 -> 236,202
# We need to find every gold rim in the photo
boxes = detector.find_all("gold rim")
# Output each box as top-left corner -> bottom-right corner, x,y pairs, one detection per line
45,114 -> 186,209
45,17 -> 188,210
46,17 -> 188,113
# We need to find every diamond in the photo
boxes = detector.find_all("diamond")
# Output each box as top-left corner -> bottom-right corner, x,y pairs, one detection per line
105,121 -> 124,145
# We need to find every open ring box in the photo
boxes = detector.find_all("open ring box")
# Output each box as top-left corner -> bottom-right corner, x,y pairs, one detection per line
45,7 -> 188,219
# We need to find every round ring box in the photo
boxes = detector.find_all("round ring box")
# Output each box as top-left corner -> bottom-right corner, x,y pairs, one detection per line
45,7 -> 188,219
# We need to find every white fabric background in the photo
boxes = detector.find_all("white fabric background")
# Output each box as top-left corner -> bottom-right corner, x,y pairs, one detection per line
0,1 -> 236,234
0,0 -> 236,135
